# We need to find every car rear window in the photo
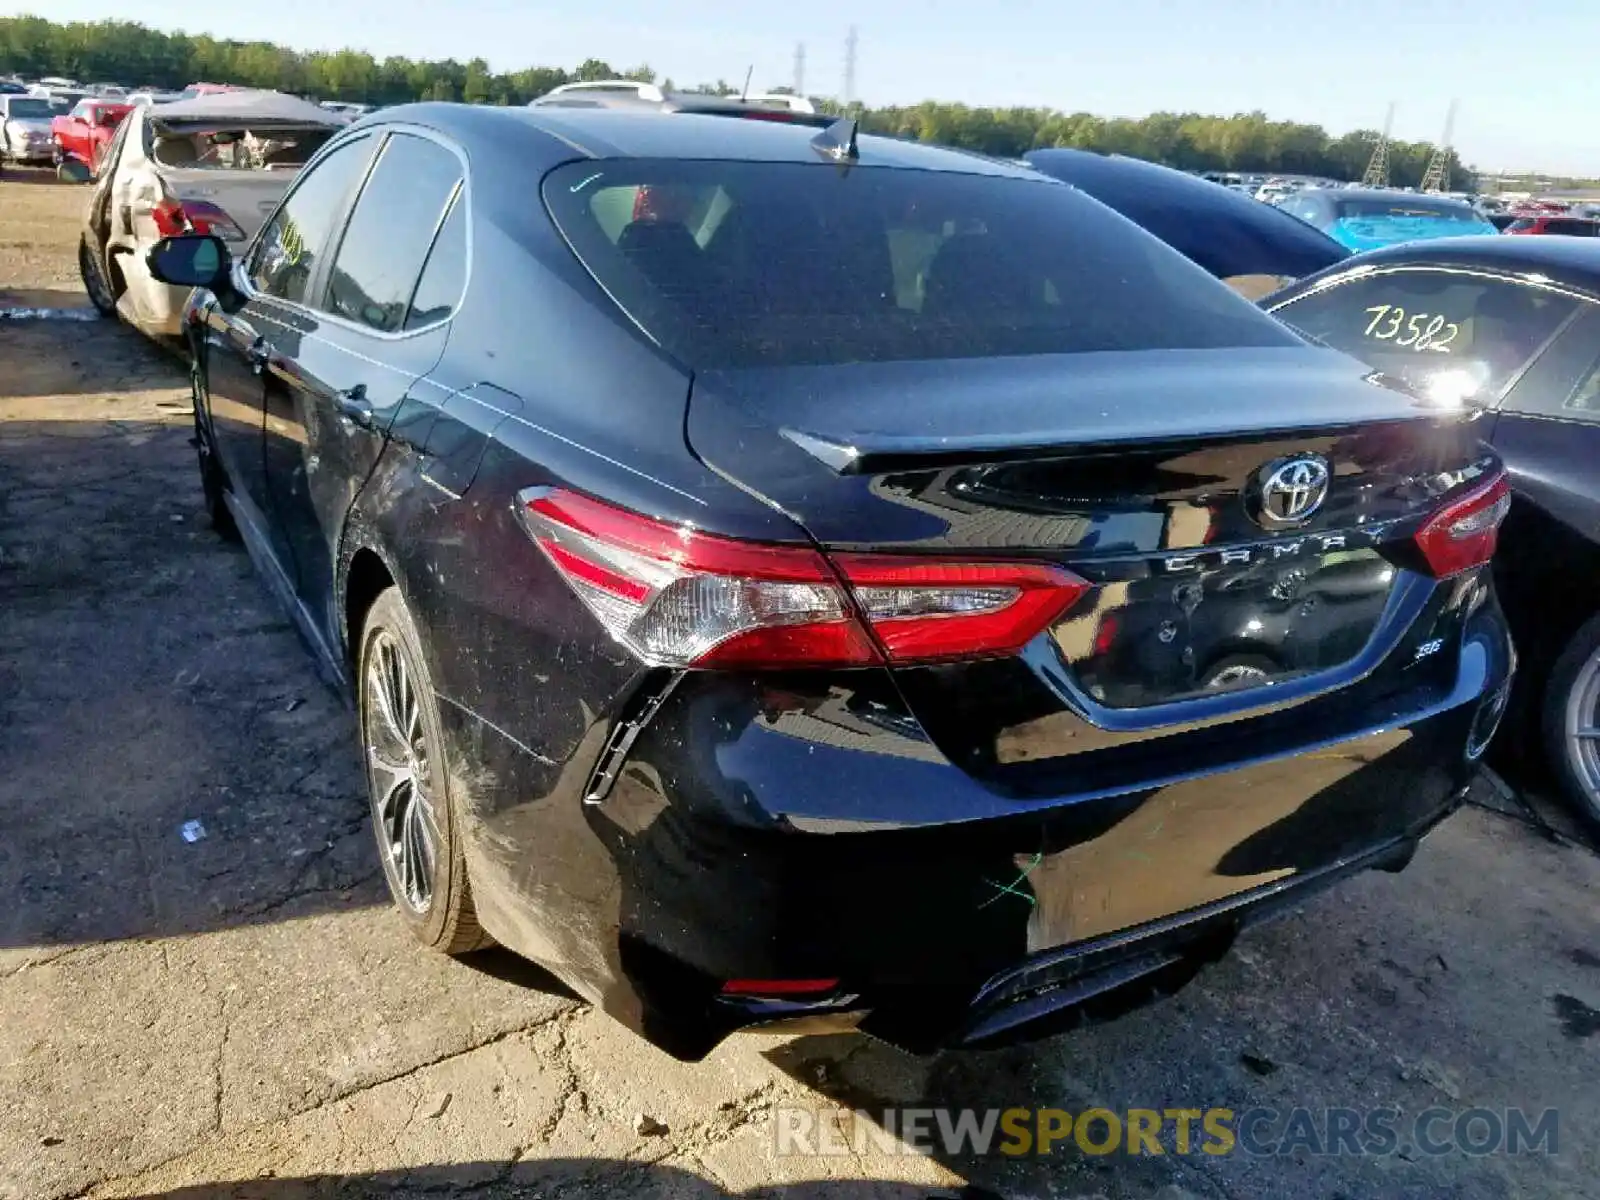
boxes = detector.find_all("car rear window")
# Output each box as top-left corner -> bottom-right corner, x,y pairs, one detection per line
151,126 -> 335,170
542,159 -> 1299,370
1271,268 -> 1579,402
5,98 -> 53,119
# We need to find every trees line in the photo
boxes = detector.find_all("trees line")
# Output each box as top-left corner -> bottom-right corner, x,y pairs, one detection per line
1,15 -> 1468,187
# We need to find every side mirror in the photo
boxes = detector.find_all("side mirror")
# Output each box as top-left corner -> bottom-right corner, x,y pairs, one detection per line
56,158 -> 91,184
147,235 -> 232,290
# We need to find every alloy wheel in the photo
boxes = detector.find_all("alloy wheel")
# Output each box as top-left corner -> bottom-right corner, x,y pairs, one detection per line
362,629 -> 441,914
1565,646 -> 1600,812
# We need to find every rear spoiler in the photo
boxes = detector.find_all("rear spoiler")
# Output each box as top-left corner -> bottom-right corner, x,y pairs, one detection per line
779,418 -> 1438,477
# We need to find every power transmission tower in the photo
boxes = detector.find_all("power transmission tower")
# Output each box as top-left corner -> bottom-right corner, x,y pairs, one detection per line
843,26 -> 858,110
1361,102 -> 1396,188
793,43 -> 806,96
1420,101 -> 1458,193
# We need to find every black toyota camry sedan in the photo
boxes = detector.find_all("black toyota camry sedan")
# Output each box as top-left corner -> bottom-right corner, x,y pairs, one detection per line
147,103 -> 1514,1059
1265,236 -> 1600,834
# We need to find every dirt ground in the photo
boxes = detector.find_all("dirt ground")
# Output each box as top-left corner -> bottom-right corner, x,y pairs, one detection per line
2,168 -> 1598,1200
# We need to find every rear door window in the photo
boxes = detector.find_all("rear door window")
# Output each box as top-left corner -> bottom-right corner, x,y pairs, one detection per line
321,133 -> 464,333
404,192 -> 468,330
543,159 -> 1298,370
1269,268 -> 1579,403
250,135 -> 377,305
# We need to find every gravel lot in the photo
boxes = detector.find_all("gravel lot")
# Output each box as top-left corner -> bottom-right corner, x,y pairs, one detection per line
1,167 -> 1597,1200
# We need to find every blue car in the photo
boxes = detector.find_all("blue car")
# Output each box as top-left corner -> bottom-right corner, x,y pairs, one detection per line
1276,188 -> 1499,252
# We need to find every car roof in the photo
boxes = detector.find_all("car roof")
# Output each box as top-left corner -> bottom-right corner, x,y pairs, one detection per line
1020,148 -> 1349,278
357,102 -> 1040,177
1313,234 -> 1600,298
1025,149 -> 1295,209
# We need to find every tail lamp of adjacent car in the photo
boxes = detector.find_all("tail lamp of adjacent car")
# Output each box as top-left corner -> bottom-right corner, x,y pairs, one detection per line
516,488 -> 1090,669
152,197 -> 246,242
1413,471 -> 1512,578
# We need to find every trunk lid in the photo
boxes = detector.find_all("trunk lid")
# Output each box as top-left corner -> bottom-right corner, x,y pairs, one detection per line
686,345 -> 1493,767
159,166 -> 299,241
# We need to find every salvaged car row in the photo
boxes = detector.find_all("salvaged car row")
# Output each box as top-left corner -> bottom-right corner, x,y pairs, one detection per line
54,90 -> 1599,1060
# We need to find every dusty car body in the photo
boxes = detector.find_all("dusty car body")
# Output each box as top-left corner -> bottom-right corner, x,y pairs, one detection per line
150,104 -> 1513,1060
78,89 -> 342,337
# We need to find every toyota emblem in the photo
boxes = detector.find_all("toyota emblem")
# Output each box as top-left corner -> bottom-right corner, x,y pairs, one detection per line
1252,455 -> 1331,527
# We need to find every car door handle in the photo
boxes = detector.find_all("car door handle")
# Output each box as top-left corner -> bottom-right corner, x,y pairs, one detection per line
335,384 -> 373,428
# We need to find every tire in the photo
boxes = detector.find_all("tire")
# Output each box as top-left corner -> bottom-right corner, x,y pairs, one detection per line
78,235 -> 118,318
1542,611 -> 1600,836
358,587 -> 491,954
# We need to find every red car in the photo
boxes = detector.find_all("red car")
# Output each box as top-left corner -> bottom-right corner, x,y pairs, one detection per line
51,98 -> 132,176
1506,215 -> 1600,238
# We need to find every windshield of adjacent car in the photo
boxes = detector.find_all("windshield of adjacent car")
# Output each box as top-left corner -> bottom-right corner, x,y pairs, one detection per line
4,98 -> 54,119
1335,197 -> 1486,224
544,159 -> 1299,370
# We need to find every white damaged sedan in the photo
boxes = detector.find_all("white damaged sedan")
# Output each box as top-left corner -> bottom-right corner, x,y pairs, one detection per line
78,89 -> 346,336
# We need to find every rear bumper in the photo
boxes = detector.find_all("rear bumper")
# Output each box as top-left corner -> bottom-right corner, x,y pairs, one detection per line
453,603 -> 1513,1059
946,803 -> 1450,1050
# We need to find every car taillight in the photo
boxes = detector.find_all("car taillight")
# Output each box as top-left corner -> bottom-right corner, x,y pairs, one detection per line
152,198 -> 189,237
826,553 -> 1088,663
1413,472 -> 1511,578
181,200 -> 246,242
720,978 -> 840,997
152,197 -> 245,242
517,488 -> 1089,668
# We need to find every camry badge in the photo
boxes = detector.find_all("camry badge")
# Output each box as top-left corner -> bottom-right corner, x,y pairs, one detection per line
1252,455 -> 1331,527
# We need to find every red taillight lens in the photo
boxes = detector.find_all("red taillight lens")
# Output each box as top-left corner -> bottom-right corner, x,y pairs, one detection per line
517,489 -> 1089,669
179,200 -> 246,242
152,197 -> 189,237
520,489 -> 875,669
1413,472 -> 1511,578
829,553 -> 1088,663
152,198 -> 246,242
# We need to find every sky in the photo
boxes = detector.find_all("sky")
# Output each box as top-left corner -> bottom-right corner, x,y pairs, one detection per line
6,0 -> 1594,174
